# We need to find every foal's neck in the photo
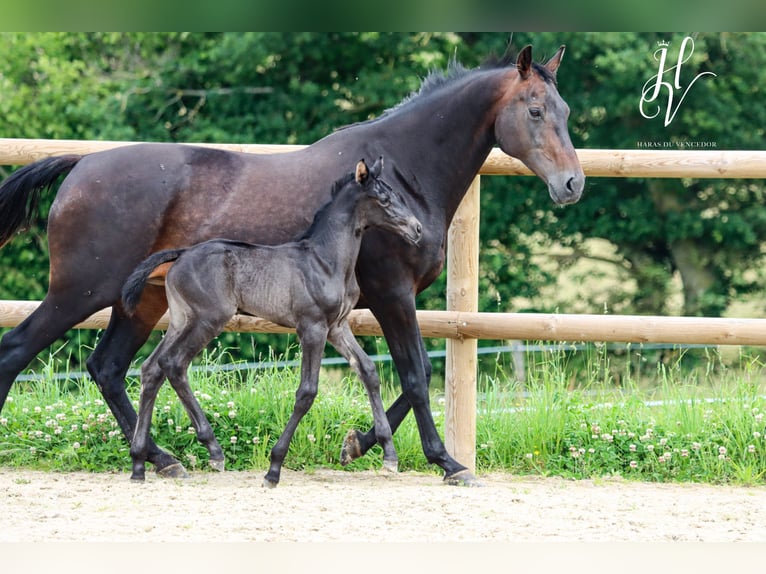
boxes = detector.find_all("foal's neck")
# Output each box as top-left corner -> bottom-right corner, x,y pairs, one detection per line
305,188 -> 366,273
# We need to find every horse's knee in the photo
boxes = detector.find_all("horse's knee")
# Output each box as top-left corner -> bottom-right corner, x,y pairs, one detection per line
294,386 -> 318,412
399,376 -> 429,408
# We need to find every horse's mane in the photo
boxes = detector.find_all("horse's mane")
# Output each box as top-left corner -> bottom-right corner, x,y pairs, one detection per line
336,48 -> 555,131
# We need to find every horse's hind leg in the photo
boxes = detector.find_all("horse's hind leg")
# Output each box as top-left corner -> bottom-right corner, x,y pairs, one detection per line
0,292 -> 112,411
328,322 -> 397,473
86,288 -> 184,476
263,323 -> 326,488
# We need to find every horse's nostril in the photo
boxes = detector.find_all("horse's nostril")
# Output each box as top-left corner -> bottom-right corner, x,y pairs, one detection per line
566,176 -> 583,194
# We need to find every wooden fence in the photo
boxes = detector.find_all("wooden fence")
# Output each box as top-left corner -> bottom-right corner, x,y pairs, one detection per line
3,138 -> 766,472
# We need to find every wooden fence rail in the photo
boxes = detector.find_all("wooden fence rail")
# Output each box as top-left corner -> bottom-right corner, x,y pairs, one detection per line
3,301 -> 766,346
2,138 -> 766,473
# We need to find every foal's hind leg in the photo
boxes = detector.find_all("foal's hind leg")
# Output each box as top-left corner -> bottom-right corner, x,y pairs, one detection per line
87,290 -> 183,476
130,353 -> 168,480
329,322 -> 397,473
159,325 -> 226,473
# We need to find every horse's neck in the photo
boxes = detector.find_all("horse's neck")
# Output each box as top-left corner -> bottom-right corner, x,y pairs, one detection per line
373,70 -> 505,219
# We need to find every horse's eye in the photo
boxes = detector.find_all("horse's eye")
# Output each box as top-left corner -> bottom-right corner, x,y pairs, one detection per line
529,107 -> 543,120
378,193 -> 391,206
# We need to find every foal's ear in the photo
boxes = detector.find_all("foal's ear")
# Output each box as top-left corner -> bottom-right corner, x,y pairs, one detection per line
544,45 -> 565,76
355,159 -> 369,184
517,45 -> 533,79
370,156 -> 384,178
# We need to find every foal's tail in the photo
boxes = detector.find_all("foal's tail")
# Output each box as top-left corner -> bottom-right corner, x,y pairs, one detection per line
121,248 -> 186,315
0,155 -> 83,248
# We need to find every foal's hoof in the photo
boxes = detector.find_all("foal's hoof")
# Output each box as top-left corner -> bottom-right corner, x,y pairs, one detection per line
382,459 -> 399,474
443,469 -> 483,487
156,462 -> 189,479
262,477 -> 279,489
340,429 -> 363,466
209,458 -> 225,472
130,472 -> 146,482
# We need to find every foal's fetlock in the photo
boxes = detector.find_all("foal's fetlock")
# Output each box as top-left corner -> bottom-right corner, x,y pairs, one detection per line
130,463 -> 147,481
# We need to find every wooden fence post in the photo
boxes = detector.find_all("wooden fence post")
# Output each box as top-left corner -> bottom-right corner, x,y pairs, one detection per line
444,175 -> 480,472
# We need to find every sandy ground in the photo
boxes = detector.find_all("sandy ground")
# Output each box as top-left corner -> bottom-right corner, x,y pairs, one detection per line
2,466 -> 765,544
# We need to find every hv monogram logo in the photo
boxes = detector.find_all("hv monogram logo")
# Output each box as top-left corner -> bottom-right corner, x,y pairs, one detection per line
640,36 -> 717,127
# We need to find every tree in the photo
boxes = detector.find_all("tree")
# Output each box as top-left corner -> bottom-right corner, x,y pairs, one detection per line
480,32 -> 766,317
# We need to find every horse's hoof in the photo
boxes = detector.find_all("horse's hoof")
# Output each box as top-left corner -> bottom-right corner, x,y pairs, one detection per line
209,458 -> 225,472
382,459 -> 399,474
262,477 -> 278,489
443,469 -> 483,487
156,462 -> 189,479
340,429 -> 363,466
130,472 -> 146,481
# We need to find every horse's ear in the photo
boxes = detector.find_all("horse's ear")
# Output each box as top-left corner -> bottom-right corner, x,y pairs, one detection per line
544,45 -> 566,76
370,156 -> 384,178
355,159 -> 369,184
517,45 -> 532,79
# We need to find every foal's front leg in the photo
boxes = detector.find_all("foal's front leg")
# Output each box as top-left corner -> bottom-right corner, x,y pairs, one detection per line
263,324 -> 326,488
329,322 -> 398,473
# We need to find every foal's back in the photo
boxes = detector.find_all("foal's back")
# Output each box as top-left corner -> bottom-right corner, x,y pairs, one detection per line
164,238 -> 338,331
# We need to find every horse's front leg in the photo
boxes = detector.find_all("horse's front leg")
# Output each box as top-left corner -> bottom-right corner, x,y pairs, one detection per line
344,294 -> 479,486
328,322 -> 397,473
263,324 -> 326,488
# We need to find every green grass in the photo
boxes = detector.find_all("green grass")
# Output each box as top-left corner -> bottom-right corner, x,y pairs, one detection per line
1,344 -> 765,484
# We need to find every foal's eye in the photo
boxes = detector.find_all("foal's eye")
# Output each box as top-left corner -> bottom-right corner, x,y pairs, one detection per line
378,194 -> 391,206
529,107 -> 543,120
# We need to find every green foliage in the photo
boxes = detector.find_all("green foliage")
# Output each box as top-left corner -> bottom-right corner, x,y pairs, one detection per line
2,346 -> 765,485
2,32 -> 766,373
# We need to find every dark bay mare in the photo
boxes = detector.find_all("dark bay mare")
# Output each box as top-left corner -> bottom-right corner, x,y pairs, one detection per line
122,157 -> 422,487
0,45 -> 584,485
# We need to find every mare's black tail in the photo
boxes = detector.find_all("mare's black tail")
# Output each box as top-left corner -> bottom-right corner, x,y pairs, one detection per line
121,249 -> 187,315
0,155 -> 82,247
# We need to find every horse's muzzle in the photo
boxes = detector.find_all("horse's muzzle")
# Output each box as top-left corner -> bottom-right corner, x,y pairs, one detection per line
550,172 -> 585,205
